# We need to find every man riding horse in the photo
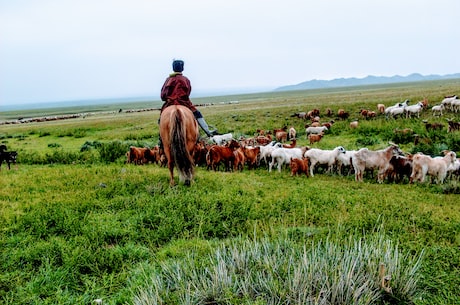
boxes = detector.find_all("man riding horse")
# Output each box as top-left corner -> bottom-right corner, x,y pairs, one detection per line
158,60 -> 219,148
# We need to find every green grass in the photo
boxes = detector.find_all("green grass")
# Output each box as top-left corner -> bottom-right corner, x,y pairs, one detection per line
1,79 -> 460,304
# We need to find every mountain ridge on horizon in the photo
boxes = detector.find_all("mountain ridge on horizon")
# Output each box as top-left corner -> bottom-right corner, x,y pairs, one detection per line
275,72 -> 460,92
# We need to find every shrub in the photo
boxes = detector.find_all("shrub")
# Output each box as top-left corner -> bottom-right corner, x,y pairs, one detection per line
131,235 -> 424,305
96,141 -> 130,163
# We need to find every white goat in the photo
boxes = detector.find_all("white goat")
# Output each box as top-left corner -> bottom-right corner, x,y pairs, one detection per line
210,133 -> 233,145
385,100 -> 408,119
305,126 -> 328,136
431,104 -> 444,116
441,95 -> 457,111
404,101 -> 424,118
447,158 -> 460,181
304,146 -> 346,177
258,141 -> 280,166
410,151 -> 457,184
352,144 -> 404,182
288,127 -> 297,140
269,146 -> 307,172
336,150 -> 358,176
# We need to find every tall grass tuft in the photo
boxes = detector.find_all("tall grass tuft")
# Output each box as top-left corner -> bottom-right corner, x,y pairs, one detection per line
132,234 -> 423,305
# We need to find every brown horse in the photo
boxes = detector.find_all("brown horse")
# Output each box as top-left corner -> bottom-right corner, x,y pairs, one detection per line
159,105 -> 199,186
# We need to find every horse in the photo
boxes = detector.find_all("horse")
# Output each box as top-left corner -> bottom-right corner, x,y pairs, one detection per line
159,105 -> 199,186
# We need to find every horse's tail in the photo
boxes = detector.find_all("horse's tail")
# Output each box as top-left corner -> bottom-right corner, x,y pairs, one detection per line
170,109 -> 195,185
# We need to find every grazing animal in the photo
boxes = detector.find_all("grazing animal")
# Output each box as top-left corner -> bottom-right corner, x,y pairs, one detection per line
385,155 -> 413,183
447,120 -> 460,133
385,100 -> 409,118
210,133 -> 233,145
308,133 -> 324,145
404,101 -> 424,118
159,105 -> 199,186
337,109 -> 349,120
282,138 -> 297,148
275,131 -> 288,142
447,158 -> 460,181
336,150 -> 358,176
377,104 -> 385,114
129,146 -> 149,165
410,151 -> 457,184
288,126 -> 296,140
304,146 -> 346,177
144,146 -> 162,164
254,135 -> 273,146
322,120 -> 335,129
451,99 -> 460,112
431,104 -> 444,116
241,145 -> 260,169
269,146 -> 307,173
423,120 -> 444,131
233,147 -> 246,171
349,120 -> 359,129
206,139 -> 240,171
352,144 -> 404,182
441,95 -> 457,111
291,112 -> 307,119
305,126 -> 328,136
258,141 -> 280,166
0,151 -> 18,170
290,157 -> 309,177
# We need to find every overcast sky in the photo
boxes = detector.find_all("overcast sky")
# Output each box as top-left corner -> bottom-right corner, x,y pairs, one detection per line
1,0 -> 459,106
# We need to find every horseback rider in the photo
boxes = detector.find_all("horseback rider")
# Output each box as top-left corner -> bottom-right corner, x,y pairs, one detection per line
159,60 -> 219,139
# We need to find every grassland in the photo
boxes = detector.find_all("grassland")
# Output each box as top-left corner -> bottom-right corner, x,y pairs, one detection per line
1,79 -> 460,304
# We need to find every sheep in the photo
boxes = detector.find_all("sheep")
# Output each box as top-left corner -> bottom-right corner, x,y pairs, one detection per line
410,151 -> 457,184
377,103 -> 385,114
304,146 -> 346,177
350,120 -> 359,129
305,126 -> 328,136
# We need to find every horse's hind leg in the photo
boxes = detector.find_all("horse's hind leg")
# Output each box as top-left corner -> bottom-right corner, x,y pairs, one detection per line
168,164 -> 175,186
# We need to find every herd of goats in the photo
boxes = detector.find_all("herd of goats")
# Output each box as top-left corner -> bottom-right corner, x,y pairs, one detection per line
125,95 -> 460,185
1,96 -> 459,184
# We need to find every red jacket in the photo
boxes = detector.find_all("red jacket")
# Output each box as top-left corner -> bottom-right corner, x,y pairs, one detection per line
160,72 -> 197,112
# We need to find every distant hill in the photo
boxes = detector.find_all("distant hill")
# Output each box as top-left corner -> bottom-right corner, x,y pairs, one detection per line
275,73 -> 460,92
